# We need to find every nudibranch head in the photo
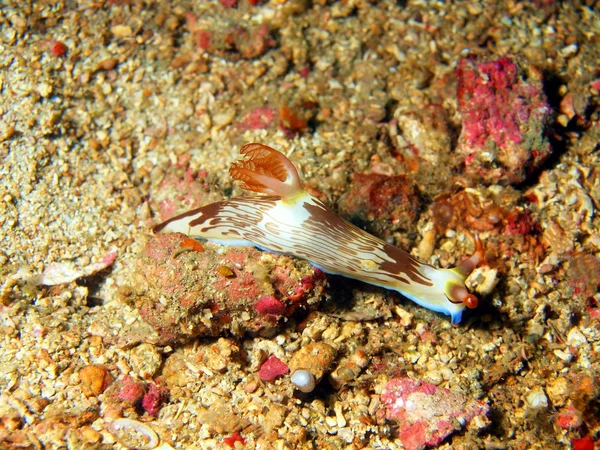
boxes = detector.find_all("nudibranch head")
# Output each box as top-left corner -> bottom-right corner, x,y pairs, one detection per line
445,236 -> 484,321
409,267 -> 474,325
405,236 -> 483,324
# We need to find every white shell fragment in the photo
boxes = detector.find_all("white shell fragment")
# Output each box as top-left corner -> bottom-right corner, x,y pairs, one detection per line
291,370 -> 316,393
525,386 -> 549,409
0,252 -> 118,301
108,418 -> 159,450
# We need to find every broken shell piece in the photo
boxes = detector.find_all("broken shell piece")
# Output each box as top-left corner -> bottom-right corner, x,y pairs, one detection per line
0,253 -> 118,301
329,349 -> 370,389
38,252 -> 117,286
108,418 -> 159,449
291,370 -> 316,393
525,386 -> 549,410
469,266 -> 498,296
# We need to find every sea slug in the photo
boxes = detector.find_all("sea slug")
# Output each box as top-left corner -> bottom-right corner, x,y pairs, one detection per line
154,143 -> 483,324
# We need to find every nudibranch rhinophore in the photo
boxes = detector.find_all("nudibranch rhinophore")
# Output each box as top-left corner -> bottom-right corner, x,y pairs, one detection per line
153,143 -> 484,324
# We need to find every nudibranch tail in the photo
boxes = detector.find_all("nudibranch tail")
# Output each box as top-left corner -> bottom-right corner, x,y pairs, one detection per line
229,143 -> 302,198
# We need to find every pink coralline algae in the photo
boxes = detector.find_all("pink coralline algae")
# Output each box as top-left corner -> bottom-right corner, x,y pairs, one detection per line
258,355 -> 289,382
103,376 -> 169,417
117,375 -> 146,405
129,233 -> 326,343
237,106 -> 275,130
141,383 -> 169,416
456,57 -> 552,185
381,377 -> 489,450
254,295 -> 287,316
101,375 -> 146,417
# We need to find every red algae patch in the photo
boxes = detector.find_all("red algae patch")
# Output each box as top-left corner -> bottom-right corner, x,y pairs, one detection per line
127,233 -> 326,343
223,431 -> 247,448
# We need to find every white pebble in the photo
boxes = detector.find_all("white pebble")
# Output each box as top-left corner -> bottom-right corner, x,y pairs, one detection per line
291,370 -> 316,393
559,43 -> 578,58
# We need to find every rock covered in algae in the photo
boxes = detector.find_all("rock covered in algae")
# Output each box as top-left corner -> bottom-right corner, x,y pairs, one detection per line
129,233 -> 326,343
455,56 -> 552,185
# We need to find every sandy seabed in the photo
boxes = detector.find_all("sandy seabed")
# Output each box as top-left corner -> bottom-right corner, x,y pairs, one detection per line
1,1 -> 600,449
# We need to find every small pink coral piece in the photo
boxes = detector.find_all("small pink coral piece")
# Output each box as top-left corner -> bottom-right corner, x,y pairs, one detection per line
117,376 -> 145,404
381,377 -> 489,450
142,383 -> 168,416
258,355 -> 289,381
254,295 -> 286,316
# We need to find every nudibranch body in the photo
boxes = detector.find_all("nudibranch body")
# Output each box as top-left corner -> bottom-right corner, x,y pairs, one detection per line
154,143 -> 483,324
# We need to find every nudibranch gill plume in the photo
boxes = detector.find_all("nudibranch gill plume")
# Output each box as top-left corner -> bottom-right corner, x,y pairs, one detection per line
153,143 -> 483,324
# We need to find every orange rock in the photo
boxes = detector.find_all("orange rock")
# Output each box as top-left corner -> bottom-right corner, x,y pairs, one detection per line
79,364 -> 113,397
